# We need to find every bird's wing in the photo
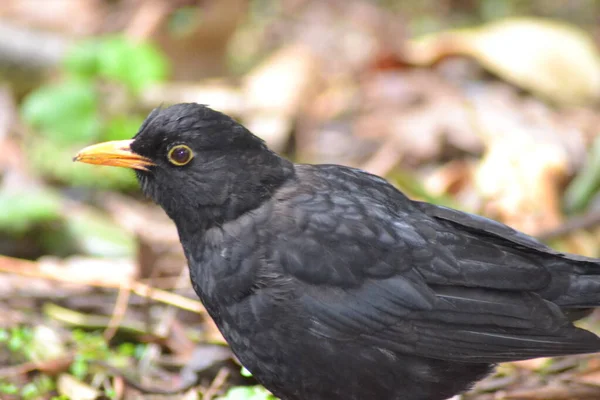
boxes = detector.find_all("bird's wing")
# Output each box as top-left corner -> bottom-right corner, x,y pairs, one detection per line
415,201 -> 599,263
270,183 -> 600,362
299,282 -> 600,362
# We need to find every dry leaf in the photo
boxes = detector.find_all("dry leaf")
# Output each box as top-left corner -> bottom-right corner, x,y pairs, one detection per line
140,80 -> 243,116
511,357 -> 552,371
405,18 -> 600,105
355,70 -> 483,164
575,370 -> 600,387
57,373 -> 99,400
470,87 -> 585,234
504,383 -> 600,399
243,44 -> 321,152
423,160 -> 475,197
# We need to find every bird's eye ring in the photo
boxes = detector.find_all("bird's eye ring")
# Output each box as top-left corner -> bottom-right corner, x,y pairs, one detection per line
167,145 -> 194,166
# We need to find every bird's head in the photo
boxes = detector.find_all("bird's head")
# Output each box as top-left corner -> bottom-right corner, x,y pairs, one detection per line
74,103 -> 292,231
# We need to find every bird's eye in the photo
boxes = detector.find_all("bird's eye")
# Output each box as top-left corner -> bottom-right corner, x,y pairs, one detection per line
167,145 -> 194,166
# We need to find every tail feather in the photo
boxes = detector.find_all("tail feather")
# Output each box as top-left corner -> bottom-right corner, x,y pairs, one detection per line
553,259 -> 600,308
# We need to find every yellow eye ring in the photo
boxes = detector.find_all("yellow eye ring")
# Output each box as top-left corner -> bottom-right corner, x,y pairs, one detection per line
167,145 -> 194,166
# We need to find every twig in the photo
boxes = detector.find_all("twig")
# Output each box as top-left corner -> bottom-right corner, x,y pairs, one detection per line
43,303 -> 147,336
104,285 -> 132,341
91,359 -> 208,395
0,255 -> 204,314
537,211 -> 600,241
0,356 -> 74,378
129,280 -> 203,314
203,367 -> 230,400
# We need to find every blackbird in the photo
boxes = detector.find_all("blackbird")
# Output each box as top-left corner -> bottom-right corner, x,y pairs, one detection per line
74,103 -> 600,400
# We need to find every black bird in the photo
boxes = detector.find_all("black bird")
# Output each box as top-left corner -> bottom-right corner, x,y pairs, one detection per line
74,103 -> 600,400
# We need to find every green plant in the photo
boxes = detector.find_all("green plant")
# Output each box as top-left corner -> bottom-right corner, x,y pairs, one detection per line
20,376 -> 55,400
1,326 -> 35,360
0,381 -> 19,395
21,35 -> 169,190
69,329 -> 143,379
218,385 -> 277,400
217,367 -> 277,400
0,189 -> 62,235
0,327 -> 58,399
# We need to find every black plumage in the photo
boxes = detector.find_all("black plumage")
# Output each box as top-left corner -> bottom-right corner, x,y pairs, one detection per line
75,103 -> 600,400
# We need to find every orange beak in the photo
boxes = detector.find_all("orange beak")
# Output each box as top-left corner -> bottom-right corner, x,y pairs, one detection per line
73,140 -> 155,171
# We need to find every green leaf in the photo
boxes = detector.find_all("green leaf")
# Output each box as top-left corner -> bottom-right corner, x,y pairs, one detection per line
8,327 -> 33,352
71,330 -> 110,360
97,36 -> 169,92
20,382 -> 39,399
105,388 -> 117,399
63,207 -> 136,258
28,138 -> 138,190
103,115 -> 145,141
564,135 -> 600,214
116,343 -> 136,357
70,356 -> 89,380
218,386 -> 277,400
0,190 -> 62,235
21,79 -> 101,145
64,40 -> 102,78
0,382 -> 18,395
33,375 -> 55,395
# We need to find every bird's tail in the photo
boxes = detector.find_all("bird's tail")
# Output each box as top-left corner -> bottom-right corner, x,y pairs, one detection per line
553,258 -> 600,308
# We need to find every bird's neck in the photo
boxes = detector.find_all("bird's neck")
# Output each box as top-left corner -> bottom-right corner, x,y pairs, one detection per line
170,152 -> 294,237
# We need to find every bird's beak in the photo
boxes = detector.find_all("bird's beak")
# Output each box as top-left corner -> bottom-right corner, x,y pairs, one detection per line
73,139 -> 155,171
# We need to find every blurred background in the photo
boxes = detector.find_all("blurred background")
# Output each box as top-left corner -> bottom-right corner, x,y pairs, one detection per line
2,0 -> 600,398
